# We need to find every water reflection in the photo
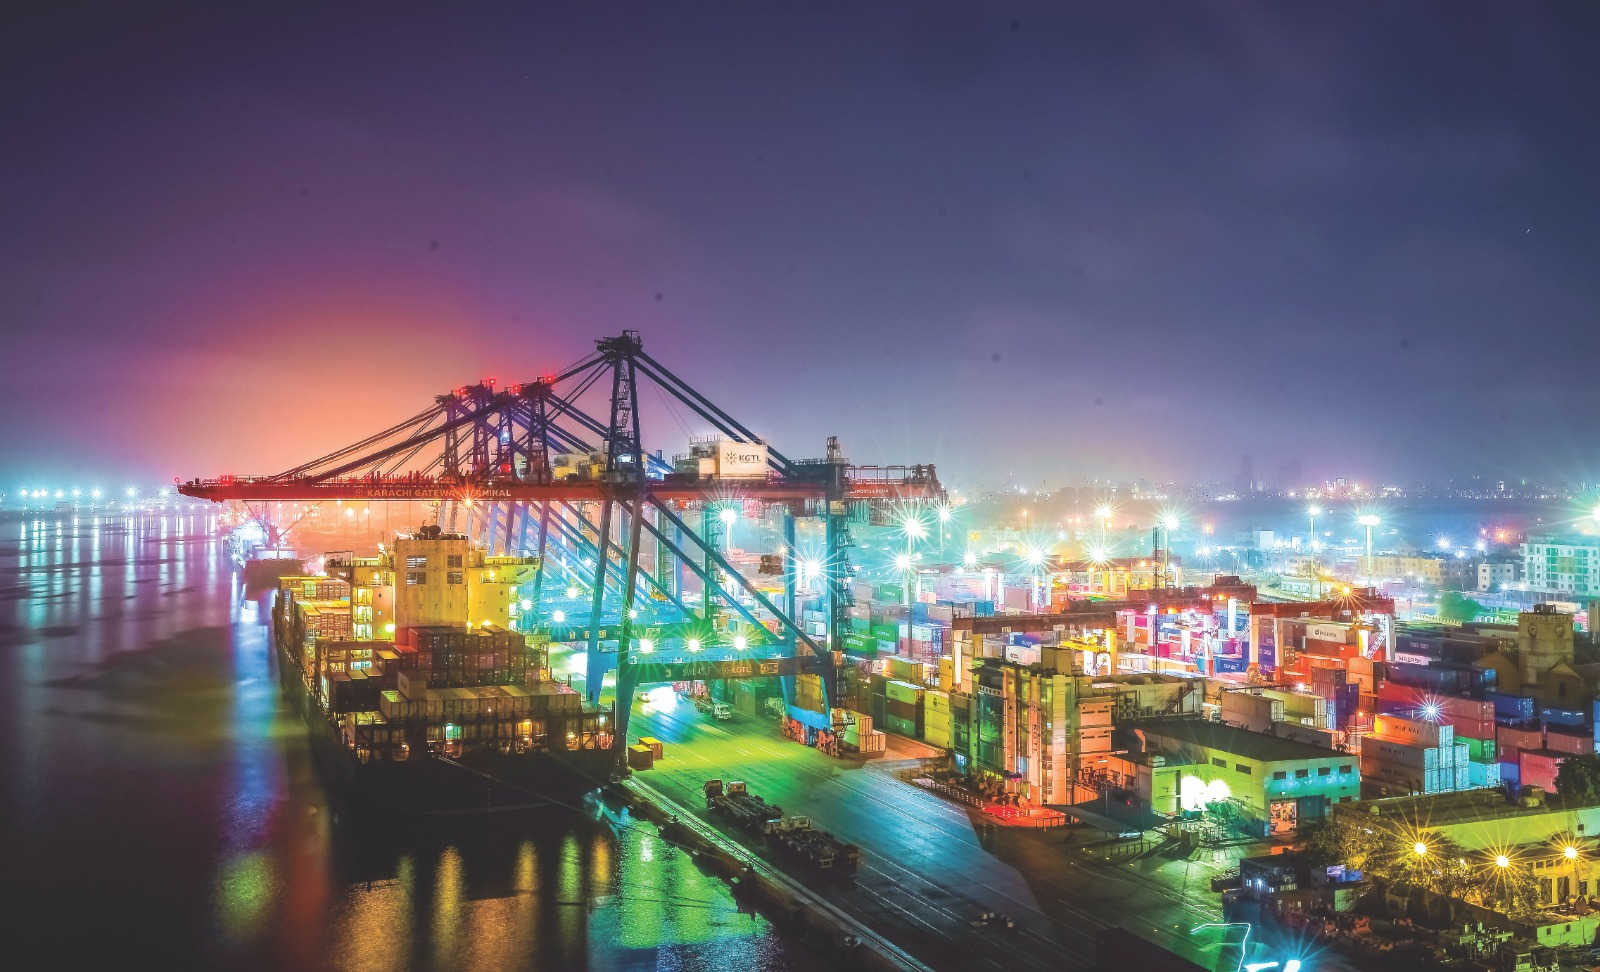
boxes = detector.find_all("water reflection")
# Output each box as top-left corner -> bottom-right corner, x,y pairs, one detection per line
1,511 -> 816,969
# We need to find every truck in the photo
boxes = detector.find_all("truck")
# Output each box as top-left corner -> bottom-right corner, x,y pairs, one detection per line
704,779 -> 784,832
766,815 -> 860,880
701,781 -> 858,881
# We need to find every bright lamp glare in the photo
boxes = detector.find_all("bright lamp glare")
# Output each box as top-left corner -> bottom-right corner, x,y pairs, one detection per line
1160,514 -> 1179,531
894,553 -> 912,571
686,637 -> 702,652
1495,854 -> 1510,868
903,517 -> 926,539
1413,842 -> 1429,857
719,506 -> 738,526
565,586 -> 578,599
1565,845 -> 1579,859
1024,547 -> 1044,567
937,506 -> 952,522
1307,505 -> 1322,517
551,610 -> 566,623
962,551 -> 977,568
1094,504 -> 1112,520
733,635 -> 747,650
1358,514 -> 1381,527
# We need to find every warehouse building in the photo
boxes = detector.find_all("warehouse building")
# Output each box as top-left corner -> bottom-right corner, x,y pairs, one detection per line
1110,719 -> 1361,836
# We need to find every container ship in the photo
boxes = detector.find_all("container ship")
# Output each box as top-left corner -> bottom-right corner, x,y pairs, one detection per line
269,525 -> 616,822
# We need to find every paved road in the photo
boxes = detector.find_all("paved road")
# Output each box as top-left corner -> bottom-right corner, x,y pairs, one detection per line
629,697 -> 1361,972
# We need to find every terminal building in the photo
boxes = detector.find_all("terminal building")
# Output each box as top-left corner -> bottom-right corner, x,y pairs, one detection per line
1109,719 -> 1360,835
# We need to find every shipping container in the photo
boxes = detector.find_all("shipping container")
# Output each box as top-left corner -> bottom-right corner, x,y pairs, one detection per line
1520,749 -> 1568,793
885,680 -> 924,705
1542,706 -> 1588,729
1457,734 -> 1496,763
1467,760 -> 1501,788
1497,724 -> 1544,764
1546,729 -> 1592,755
1221,691 -> 1282,732
883,713 -> 917,737
1372,713 -> 1453,749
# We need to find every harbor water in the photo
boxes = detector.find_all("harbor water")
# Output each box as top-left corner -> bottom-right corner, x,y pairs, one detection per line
0,511 -> 818,970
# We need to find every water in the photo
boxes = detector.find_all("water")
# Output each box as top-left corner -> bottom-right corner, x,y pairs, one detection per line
0,512 -> 817,970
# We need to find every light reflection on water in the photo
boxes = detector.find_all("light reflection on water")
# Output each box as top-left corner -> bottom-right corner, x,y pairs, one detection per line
1,512 -> 818,970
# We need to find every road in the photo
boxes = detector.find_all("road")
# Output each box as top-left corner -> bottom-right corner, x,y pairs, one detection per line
624,697 -> 1370,971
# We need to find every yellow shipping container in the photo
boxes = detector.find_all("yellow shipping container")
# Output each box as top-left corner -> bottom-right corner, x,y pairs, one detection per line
887,656 -> 920,682
922,721 -> 951,749
925,689 -> 950,713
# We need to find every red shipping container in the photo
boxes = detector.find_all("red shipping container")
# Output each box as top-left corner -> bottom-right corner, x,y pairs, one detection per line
1546,730 -> 1593,755
1437,696 -> 1494,722
1520,749 -> 1568,793
1303,638 -> 1353,659
1442,714 -> 1496,741
1498,724 -> 1543,750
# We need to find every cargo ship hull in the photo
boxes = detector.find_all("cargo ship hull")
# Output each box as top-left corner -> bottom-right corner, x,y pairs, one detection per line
272,620 -> 615,825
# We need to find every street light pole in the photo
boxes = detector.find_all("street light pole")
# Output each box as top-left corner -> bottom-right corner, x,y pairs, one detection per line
1159,514 -> 1179,589
1358,514 -> 1381,583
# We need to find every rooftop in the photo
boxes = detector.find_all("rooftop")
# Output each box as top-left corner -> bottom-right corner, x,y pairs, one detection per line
1125,717 -> 1342,763
1339,788 -> 1596,828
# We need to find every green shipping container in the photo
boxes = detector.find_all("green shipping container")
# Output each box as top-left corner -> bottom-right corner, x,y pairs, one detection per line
883,713 -> 917,737
886,679 -> 923,704
870,624 -> 899,643
1459,735 -> 1496,763
843,633 -> 876,657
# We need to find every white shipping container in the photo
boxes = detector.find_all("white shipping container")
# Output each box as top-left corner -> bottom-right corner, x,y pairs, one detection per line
716,439 -> 769,478
1222,691 -> 1283,732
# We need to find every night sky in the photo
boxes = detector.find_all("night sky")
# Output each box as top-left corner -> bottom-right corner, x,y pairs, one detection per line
7,2 -> 1599,490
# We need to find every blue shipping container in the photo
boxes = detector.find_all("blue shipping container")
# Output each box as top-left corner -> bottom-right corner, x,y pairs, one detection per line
1498,760 -> 1520,788
1214,655 -> 1248,674
1542,706 -> 1587,728
1468,761 -> 1501,788
1488,691 -> 1537,723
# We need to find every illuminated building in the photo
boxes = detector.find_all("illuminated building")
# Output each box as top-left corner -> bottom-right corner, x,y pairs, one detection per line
963,653 -> 1200,807
1364,554 -> 1447,587
1521,538 -> 1600,597
1478,559 -> 1518,592
326,553 -> 394,640
1112,719 -> 1360,835
391,525 -> 539,630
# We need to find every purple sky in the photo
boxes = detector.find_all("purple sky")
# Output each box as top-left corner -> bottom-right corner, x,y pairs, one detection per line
6,2 -> 1599,491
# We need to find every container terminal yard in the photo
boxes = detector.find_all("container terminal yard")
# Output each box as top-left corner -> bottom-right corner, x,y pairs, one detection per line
162,333 -> 1600,972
